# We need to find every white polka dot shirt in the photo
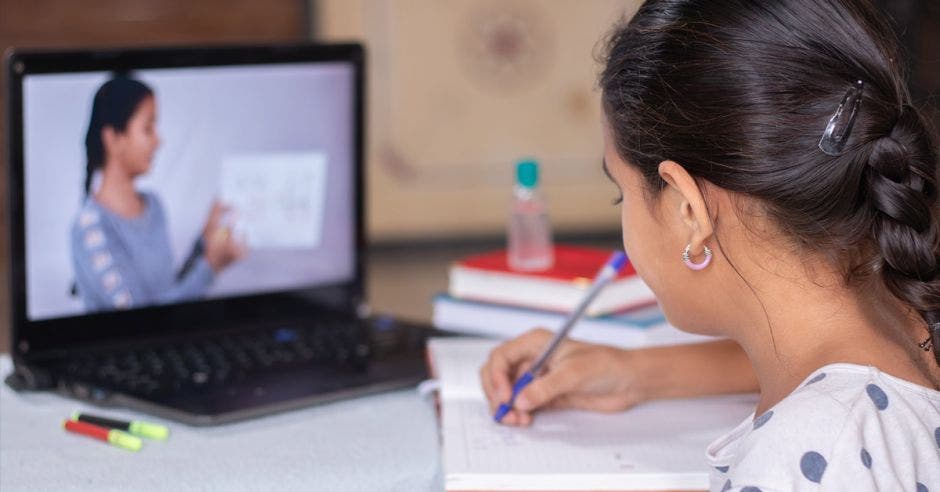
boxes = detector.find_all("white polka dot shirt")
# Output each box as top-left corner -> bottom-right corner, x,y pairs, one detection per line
706,364 -> 940,491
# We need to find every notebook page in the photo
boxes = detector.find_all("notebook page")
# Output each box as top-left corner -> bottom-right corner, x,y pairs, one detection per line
431,338 -> 498,401
429,338 -> 759,491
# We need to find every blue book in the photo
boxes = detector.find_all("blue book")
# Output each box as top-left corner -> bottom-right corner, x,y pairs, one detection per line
432,294 -> 715,349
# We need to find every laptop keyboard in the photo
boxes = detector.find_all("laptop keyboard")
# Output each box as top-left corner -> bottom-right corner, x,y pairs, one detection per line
61,320 -> 372,397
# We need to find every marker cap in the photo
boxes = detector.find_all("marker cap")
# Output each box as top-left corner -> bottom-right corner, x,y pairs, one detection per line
63,419 -> 142,452
129,421 -> 169,440
107,430 -> 143,452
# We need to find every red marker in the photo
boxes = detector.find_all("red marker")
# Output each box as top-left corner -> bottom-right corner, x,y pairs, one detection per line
62,419 -> 142,451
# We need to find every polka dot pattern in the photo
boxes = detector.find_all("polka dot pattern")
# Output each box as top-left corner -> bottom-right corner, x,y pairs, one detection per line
753,410 -> 774,430
805,372 -> 827,385
706,367 -> 939,489
800,451 -> 827,483
865,384 -> 889,410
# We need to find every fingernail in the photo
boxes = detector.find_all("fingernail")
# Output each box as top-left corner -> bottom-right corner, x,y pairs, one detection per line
516,396 -> 530,411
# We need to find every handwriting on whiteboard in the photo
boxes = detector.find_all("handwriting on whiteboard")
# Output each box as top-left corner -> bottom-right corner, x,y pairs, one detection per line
220,151 -> 329,249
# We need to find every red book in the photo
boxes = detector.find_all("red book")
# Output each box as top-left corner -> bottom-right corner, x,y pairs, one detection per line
448,245 -> 656,316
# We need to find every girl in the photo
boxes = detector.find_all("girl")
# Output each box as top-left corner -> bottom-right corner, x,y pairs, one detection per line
481,0 -> 940,489
71,75 -> 244,312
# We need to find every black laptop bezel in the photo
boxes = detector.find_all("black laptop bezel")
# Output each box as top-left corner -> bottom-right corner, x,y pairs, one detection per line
6,43 -> 367,360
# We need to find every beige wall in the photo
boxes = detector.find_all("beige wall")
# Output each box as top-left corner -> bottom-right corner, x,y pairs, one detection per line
314,0 -> 641,241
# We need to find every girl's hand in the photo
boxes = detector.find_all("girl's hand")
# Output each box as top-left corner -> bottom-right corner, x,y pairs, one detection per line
202,201 -> 246,272
480,328 -> 649,426
202,201 -> 227,240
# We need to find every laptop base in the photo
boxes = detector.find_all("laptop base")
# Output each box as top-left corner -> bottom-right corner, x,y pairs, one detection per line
9,317 -> 438,426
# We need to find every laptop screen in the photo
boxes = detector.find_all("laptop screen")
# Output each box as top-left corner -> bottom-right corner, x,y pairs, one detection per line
20,60 -> 357,322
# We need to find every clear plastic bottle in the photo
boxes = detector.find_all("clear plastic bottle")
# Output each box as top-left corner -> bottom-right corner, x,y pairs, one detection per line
507,159 -> 554,271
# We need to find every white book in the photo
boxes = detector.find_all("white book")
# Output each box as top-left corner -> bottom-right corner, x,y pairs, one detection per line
432,294 -> 716,349
429,337 -> 758,491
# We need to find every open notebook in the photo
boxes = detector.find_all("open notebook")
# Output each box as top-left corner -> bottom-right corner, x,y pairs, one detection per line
429,338 -> 759,491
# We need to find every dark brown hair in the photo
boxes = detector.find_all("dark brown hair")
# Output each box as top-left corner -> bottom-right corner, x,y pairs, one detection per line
600,0 -> 940,364
84,75 -> 153,195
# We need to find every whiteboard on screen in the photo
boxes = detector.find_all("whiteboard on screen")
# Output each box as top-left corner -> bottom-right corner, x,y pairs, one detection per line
220,151 -> 329,249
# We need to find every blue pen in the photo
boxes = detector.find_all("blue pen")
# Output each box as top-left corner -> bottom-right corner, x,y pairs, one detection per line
493,251 -> 629,423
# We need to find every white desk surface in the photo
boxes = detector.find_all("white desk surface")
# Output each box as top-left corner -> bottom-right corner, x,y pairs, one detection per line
0,356 -> 443,491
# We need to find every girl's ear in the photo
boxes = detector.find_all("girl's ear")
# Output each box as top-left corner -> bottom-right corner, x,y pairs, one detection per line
658,160 -> 715,250
101,126 -> 119,156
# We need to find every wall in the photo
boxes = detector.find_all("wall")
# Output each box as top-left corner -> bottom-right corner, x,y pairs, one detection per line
314,0 -> 635,240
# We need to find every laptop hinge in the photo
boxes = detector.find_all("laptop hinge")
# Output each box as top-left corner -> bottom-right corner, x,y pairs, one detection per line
4,357 -> 56,391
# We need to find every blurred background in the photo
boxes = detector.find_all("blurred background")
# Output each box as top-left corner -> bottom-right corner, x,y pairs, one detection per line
1,0 -> 938,352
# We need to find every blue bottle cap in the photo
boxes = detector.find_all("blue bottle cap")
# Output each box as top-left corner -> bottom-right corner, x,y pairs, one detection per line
516,159 -> 539,188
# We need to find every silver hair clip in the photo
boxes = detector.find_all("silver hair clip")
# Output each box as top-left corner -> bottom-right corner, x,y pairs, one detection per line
819,80 -> 864,156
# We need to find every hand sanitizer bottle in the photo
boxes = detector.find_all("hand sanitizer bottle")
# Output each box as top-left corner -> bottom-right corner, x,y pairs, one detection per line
508,159 -> 554,271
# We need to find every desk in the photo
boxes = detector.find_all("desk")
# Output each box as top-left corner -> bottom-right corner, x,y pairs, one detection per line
0,356 -> 443,491
1,240 -> 621,490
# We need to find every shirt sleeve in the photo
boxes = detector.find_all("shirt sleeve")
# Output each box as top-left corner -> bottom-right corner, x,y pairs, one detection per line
71,214 -> 141,312
71,197 -> 216,311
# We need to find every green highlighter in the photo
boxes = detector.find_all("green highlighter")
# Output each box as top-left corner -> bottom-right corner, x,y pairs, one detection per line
72,411 -> 169,440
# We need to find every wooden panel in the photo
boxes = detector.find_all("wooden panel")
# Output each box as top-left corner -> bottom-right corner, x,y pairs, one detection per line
0,0 -> 307,47
0,0 -> 310,353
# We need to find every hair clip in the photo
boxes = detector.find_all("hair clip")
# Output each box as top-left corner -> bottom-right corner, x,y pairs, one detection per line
819,80 -> 864,156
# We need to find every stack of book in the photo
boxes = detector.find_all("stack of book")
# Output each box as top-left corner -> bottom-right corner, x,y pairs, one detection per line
432,245 -> 713,348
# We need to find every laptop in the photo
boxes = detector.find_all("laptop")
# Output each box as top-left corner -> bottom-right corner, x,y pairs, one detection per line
5,43 -> 436,425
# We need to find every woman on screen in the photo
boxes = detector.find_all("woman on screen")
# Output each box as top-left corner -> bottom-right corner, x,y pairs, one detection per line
70,75 -> 244,312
